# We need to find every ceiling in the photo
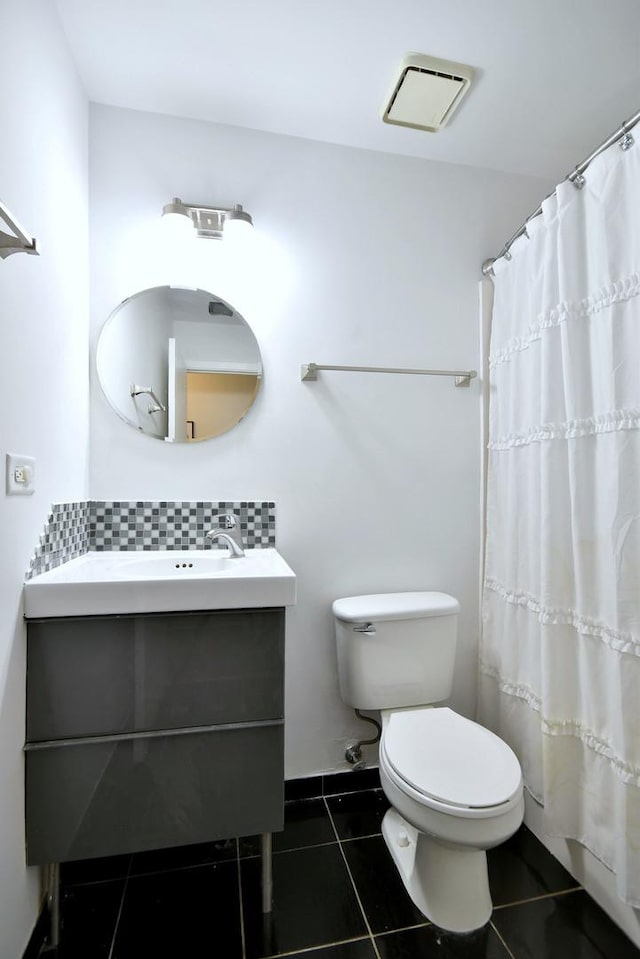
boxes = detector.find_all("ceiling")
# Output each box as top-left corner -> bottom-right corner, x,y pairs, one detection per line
55,0 -> 640,181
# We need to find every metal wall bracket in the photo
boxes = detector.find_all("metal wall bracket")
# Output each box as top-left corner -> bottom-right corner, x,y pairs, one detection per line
130,383 -> 167,414
0,200 -> 38,260
177,202 -> 252,239
301,363 -> 320,381
188,206 -> 227,240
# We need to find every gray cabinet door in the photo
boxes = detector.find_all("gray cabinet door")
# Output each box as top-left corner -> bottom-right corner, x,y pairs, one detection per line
26,722 -> 284,864
27,608 -> 285,741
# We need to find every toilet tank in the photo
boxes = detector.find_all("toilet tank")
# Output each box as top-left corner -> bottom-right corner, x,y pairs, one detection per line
333,591 -> 460,710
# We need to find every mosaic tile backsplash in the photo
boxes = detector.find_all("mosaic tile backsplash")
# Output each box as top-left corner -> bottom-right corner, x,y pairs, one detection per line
27,501 -> 276,579
91,502 -> 276,551
27,502 -> 91,579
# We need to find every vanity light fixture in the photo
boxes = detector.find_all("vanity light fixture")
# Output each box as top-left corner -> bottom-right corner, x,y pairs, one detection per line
161,197 -> 253,241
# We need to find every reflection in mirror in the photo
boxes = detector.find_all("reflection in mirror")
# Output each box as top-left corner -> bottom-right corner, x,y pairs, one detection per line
96,286 -> 262,442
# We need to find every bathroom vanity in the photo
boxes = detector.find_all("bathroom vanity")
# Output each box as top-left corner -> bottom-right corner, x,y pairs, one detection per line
25,606 -> 285,863
23,549 -> 296,917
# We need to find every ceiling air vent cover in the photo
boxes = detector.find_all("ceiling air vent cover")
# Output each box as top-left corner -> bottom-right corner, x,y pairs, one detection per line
382,53 -> 474,133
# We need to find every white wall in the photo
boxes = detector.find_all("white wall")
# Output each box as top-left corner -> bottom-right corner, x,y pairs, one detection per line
89,104 -> 548,779
0,2 -> 89,955
178,316 -> 260,371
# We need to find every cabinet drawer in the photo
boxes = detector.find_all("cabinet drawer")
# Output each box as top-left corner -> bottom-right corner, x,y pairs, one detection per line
27,608 -> 284,741
25,722 -> 284,865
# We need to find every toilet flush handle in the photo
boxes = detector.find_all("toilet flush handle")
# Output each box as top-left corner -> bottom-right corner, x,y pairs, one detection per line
352,623 -> 376,636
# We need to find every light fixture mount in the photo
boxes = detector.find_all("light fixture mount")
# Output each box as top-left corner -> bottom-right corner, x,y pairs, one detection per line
161,197 -> 253,239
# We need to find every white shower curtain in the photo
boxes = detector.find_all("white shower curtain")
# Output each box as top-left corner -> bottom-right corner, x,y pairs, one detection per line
479,135 -> 640,904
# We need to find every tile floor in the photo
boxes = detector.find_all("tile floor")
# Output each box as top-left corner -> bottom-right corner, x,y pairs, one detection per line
50,781 -> 640,959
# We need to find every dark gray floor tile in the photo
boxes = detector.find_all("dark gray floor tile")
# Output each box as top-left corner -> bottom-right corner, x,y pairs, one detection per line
61,853 -> 130,886
342,835 -> 425,934
327,789 -> 389,840
238,833 -> 263,858
323,769 -> 381,796
58,878 -> 125,958
492,889 -> 640,958
376,924 -> 511,958
279,940 -> 377,958
274,798 -> 337,851
241,843 -> 368,957
285,776 -> 324,802
488,826 -> 579,906
130,836 -> 237,875
240,798 -> 336,857
56,789 -> 640,959
111,862 -> 242,958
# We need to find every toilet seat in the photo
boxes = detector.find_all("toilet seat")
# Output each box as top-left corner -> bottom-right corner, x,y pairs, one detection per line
381,707 -> 522,811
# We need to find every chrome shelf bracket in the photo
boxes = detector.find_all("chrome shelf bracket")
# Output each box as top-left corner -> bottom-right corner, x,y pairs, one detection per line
0,200 -> 38,260
130,383 -> 167,414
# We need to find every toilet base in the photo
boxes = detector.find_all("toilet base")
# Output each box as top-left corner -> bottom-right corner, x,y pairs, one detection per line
381,808 -> 492,933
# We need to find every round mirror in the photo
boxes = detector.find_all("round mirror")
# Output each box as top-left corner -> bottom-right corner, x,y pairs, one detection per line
96,286 -> 262,442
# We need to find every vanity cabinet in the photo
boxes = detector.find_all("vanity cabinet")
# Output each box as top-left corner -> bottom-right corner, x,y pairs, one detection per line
25,607 -> 285,865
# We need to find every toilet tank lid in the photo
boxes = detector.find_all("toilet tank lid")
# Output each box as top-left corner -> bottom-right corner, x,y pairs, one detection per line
332,591 -> 460,623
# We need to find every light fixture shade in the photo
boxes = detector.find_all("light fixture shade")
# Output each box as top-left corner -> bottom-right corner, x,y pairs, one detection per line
224,217 -> 253,245
224,204 -> 253,243
161,197 -> 194,238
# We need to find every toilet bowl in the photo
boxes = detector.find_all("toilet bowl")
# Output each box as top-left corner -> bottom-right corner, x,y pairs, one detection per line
378,706 -> 524,932
380,707 -> 523,842
332,591 -> 525,932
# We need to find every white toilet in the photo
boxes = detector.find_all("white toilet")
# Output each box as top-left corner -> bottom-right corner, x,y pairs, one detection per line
333,591 -> 524,933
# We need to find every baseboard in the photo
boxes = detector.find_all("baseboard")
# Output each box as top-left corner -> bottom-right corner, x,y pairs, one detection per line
285,766 -> 380,802
22,901 -> 50,959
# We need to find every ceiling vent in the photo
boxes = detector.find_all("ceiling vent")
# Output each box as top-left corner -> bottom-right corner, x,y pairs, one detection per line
381,53 -> 474,133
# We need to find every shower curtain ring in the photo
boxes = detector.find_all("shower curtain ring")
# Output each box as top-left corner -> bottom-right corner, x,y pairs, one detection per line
620,120 -> 635,151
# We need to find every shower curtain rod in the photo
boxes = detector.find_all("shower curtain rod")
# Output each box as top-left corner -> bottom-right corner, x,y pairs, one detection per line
481,107 -> 640,277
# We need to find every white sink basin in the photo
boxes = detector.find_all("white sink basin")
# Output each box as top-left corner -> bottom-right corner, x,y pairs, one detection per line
24,548 -> 296,618
111,550 -> 234,579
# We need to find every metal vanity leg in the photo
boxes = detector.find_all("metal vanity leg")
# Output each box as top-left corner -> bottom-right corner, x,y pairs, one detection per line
48,862 -> 60,949
261,833 -> 273,913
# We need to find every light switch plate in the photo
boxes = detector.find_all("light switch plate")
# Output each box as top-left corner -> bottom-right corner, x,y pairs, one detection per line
6,453 -> 36,495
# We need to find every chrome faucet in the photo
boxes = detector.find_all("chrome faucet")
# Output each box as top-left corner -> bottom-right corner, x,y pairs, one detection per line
205,512 -> 245,557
